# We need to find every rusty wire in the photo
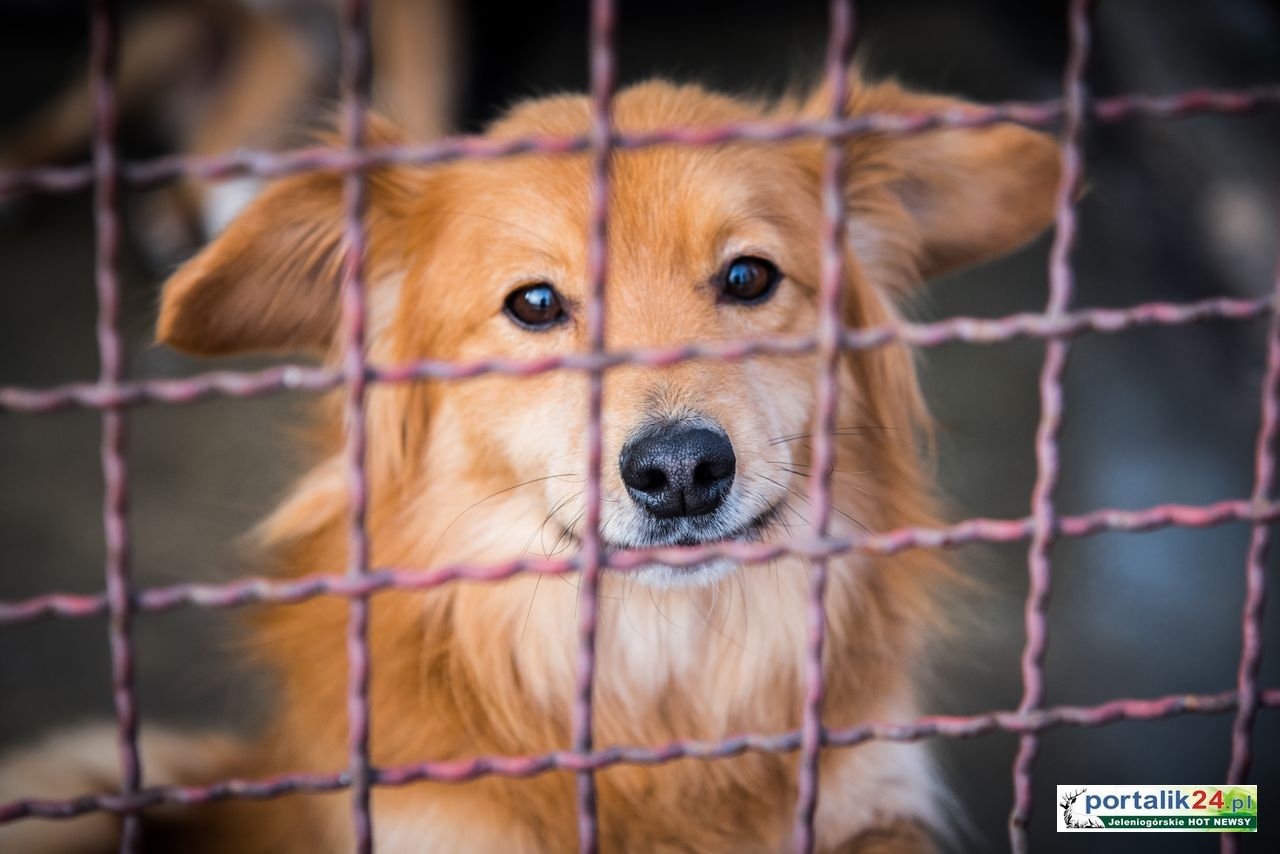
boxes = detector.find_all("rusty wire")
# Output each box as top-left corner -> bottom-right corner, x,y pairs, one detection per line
87,0 -> 141,850
570,0 -> 616,848
0,1 -> 1276,852
337,0 -> 375,849
792,0 -> 855,849
1009,1 -> 1092,849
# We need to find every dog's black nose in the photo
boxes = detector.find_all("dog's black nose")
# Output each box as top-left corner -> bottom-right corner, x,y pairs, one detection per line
620,426 -> 736,519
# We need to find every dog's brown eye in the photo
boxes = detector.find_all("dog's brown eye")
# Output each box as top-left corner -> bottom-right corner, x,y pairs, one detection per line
504,283 -> 567,330
719,256 -> 780,304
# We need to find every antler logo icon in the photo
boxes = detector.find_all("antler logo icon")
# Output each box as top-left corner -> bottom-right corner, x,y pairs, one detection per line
1060,789 -> 1103,829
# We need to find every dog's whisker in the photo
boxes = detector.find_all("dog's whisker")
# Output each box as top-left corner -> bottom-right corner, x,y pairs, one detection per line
518,490 -> 581,562
766,460 -> 867,476
648,586 -> 682,630
516,573 -> 543,649
539,493 -> 591,556
555,509 -> 625,601
549,506 -> 588,557
760,474 -> 872,534
771,464 -> 876,499
768,426 -> 934,454
736,573 -> 749,647
780,499 -> 812,530
774,503 -> 801,544
432,473 -> 576,558
705,576 -> 753,656
694,579 -> 720,639
621,575 -> 645,639
768,424 -> 908,444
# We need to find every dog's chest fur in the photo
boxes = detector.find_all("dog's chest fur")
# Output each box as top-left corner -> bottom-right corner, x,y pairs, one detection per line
254,476 -> 941,851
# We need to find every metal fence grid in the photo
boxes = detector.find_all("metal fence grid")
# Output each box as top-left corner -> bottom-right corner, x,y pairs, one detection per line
0,0 -> 1278,851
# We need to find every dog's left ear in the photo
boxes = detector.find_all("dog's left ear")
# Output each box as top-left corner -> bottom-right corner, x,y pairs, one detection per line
792,76 -> 1062,289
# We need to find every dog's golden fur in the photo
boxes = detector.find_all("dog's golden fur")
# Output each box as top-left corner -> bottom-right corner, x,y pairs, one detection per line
2,73 -> 1058,853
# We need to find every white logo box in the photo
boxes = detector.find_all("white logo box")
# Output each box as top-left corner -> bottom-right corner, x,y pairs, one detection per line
1056,785 -> 1257,832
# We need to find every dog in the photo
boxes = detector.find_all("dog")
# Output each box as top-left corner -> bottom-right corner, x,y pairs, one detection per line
0,70 -> 1059,852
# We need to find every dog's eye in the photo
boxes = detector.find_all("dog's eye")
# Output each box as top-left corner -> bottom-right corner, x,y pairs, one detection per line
504,283 -> 567,330
718,256 -> 780,304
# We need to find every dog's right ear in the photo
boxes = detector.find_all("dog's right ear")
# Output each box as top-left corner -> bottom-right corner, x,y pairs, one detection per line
157,170 -> 347,356
157,119 -> 416,356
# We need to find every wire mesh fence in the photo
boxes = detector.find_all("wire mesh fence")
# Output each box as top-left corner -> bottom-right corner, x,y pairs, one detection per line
0,0 -> 1278,852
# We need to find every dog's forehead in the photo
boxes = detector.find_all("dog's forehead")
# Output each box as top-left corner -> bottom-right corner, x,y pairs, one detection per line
470,149 -> 779,231
453,82 -> 810,271
487,80 -> 762,142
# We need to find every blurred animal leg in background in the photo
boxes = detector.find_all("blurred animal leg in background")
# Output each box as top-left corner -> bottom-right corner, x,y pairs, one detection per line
373,0 -> 460,143
171,0 -> 461,252
178,1 -> 320,245
0,3 -> 206,170
0,0 -> 460,267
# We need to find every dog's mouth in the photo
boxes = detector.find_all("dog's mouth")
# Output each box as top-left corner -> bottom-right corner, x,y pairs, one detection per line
557,501 -> 783,555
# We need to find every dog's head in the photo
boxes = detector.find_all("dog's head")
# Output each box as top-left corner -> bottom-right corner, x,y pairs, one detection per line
157,76 -> 1058,586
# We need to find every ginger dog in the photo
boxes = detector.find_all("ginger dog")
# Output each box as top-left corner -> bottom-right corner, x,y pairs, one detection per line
1,72 -> 1058,852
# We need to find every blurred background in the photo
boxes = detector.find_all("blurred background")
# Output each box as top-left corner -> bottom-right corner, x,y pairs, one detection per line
1,1 -> 1277,851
